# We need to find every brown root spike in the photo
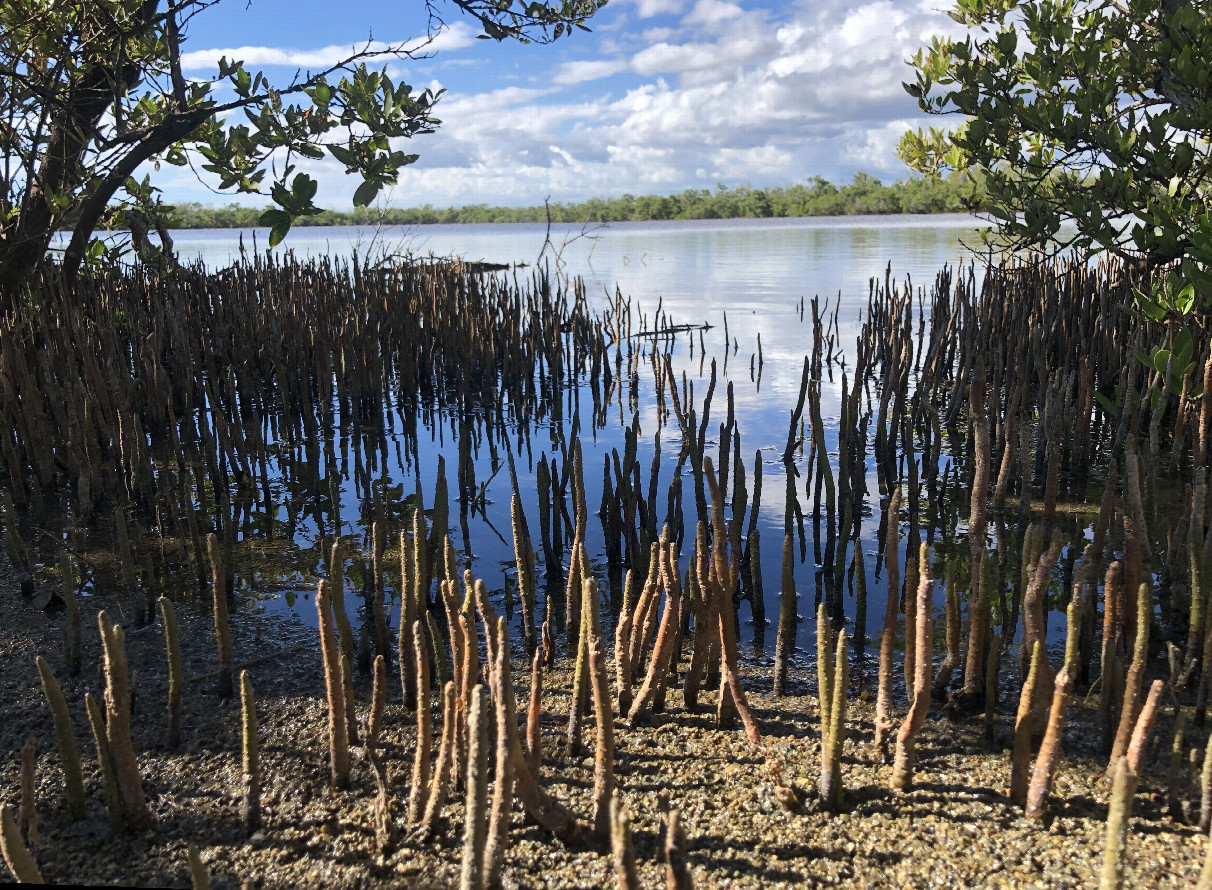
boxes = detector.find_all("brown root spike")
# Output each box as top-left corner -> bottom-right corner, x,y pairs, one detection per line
891,544 -> 933,792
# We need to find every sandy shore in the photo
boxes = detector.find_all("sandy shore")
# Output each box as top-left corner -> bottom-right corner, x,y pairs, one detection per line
0,556 -> 1205,888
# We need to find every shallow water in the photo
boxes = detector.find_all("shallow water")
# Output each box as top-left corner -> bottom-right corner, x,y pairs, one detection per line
51,216 -> 1045,667
207,220 -> 987,643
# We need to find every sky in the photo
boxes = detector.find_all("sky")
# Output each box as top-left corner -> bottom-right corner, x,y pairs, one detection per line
156,0 -> 968,209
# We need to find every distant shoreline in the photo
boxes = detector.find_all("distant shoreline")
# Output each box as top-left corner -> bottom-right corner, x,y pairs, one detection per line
161,173 -> 985,230
161,211 -> 984,234
164,207 -> 981,231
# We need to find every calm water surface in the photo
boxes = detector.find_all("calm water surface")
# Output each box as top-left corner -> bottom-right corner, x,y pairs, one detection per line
173,215 -> 984,436
155,217 -> 994,664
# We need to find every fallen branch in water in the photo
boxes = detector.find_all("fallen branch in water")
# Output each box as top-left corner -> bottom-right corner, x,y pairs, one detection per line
631,323 -> 712,338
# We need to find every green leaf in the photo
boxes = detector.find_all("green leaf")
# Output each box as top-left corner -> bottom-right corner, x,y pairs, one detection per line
1133,288 -> 1167,323
1173,327 -> 1194,365
268,218 -> 291,248
293,173 -> 318,205
1175,284 -> 1196,316
328,144 -> 357,166
1094,391 -> 1118,419
270,181 -> 291,207
259,208 -> 292,247
353,178 -> 382,208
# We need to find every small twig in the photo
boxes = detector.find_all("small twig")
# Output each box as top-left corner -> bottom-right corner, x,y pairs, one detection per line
184,644 -> 308,684
631,323 -> 712,338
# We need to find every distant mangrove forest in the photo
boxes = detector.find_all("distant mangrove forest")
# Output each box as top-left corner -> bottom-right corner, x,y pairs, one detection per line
162,171 -> 985,229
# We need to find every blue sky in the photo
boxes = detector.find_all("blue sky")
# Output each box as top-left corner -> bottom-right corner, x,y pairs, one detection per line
158,0 -> 966,209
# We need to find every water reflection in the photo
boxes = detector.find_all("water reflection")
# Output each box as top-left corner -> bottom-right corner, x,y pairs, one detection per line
39,216 -> 1012,669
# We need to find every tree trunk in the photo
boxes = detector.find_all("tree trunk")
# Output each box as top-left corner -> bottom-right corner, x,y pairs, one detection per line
0,0 -> 160,297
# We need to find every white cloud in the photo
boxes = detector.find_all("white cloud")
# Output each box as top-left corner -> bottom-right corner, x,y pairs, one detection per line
631,42 -> 714,76
776,23 -> 805,45
769,48 -> 828,77
631,30 -> 775,78
549,145 -> 583,171
683,0 -> 744,27
642,27 -> 676,41
838,2 -> 910,52
629,0 -> 688,17
154,0 -> 965,209
552,59 -> 627,85
439,86 -> 564,120
848,118 -> 927,172
713,145 -> 794,177
178,23 -> 475,72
